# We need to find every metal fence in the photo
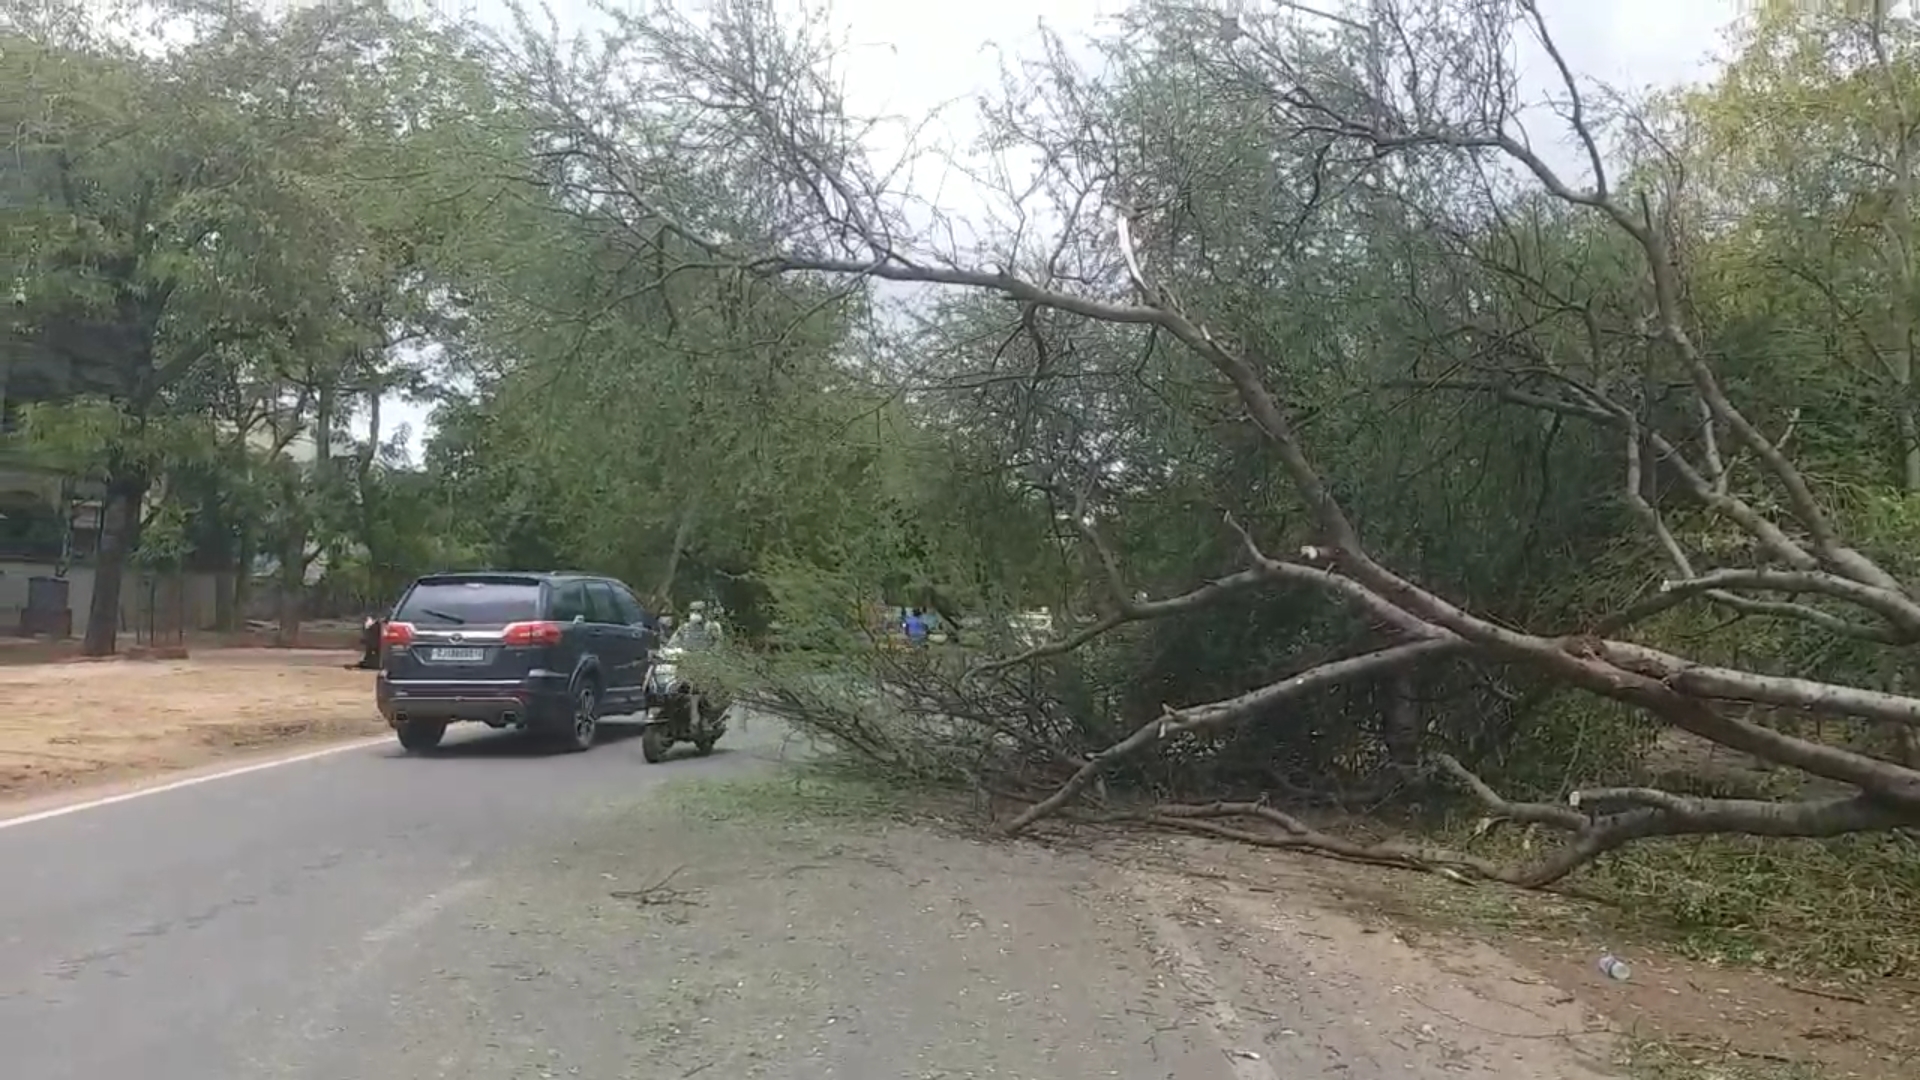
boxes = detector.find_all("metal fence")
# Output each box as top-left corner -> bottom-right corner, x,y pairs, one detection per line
126,571 -> 188,648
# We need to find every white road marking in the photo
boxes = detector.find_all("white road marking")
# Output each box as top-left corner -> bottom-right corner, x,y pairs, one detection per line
0,735 -> 392,831
359,876 -> 485,950
281,873 -> 488,1058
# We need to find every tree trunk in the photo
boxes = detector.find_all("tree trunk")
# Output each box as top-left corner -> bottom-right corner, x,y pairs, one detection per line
654,500 -> 699,605
355,390 -> 385,603
81,468 -> 148,656
1874,12 -> 1920,493
275,385 -> 334,647
1901,404 -> 1920,493
1383,670 -> 1422,774
230,528 -> 253,628
275,530 -> 304,648
212,569 -> 235,633
275,471 -> 308,647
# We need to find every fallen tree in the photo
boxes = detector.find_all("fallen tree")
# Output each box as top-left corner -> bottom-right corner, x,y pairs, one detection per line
507,0 -> 1920,887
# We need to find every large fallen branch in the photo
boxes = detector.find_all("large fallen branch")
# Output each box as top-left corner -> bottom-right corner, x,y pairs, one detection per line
1074,800 -> 1513,881
1431,753 -> 1914,887
537,0 -> 1920,882
1059,756 -> 1920,890
1044,755 -> 1913,890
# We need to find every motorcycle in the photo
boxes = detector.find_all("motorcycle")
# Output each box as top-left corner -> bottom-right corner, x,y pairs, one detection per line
639,617 -> 730,763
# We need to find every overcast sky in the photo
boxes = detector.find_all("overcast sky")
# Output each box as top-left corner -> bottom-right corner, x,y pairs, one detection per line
377,0 -> 1742,456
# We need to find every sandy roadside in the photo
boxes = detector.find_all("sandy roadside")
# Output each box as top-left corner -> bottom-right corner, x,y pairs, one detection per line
0,648 -> 384,800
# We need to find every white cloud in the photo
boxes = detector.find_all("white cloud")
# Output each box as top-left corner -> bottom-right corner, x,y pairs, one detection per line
1546,0 -> 1736,89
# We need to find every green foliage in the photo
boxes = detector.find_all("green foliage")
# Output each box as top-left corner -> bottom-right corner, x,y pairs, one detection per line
1,2 -> 542,638
1403,810 -> 1920,983
14,397 -> 213,480
1592,832 -> 1920,977
8,0 -> 1920,986
654,766 -> 916,827
1619,1038 -> 1821,1080
1471,694 -> 1662,801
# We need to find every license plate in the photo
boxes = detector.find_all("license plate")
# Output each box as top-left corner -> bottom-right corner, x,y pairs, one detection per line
431,647 -> 486,662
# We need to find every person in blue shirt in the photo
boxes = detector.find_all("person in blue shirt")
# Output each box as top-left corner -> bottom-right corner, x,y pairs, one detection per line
903,607 -> 930,647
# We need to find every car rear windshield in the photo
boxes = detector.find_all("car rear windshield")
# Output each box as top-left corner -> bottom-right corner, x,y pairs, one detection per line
396,578 -> 542,626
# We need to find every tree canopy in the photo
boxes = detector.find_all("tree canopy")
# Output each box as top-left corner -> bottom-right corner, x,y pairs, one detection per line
10,0 -> 1920,944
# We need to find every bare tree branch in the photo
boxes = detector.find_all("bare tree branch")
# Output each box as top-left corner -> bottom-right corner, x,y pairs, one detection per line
1001,637 -> 1461,836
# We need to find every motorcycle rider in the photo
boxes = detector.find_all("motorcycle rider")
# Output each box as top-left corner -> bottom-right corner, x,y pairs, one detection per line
903,607 -> 930,648
352,612 -> 385,670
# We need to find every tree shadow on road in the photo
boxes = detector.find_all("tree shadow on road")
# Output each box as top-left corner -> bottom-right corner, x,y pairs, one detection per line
378,722 -> 652,760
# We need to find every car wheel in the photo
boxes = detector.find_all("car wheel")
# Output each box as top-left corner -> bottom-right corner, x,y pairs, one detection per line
640,724 -> 668,764
396,719 -> 446,752
563,682 -> 599,752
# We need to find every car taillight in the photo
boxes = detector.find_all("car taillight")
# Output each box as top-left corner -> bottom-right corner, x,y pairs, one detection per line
502,621 -> 564,647
381,621 -> 415,647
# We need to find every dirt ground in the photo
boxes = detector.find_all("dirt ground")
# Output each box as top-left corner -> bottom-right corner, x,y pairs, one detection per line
1115,832 -> 1920,1079
597,767 -> 1920,1080
0,647 -> 382,799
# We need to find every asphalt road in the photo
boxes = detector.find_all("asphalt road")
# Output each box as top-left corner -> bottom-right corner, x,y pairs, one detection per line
0,718 -> 1610,1080
0,722 -> 776,1080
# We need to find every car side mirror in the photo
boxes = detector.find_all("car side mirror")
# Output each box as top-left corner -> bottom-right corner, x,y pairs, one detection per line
572,614 -> 586,624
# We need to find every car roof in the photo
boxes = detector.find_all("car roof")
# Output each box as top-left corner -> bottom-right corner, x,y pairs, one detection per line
410,570 -> 605,584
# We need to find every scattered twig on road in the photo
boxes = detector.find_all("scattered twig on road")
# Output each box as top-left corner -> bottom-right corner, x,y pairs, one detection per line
1780,982 -> 1870,1006
610,864 -> 700,906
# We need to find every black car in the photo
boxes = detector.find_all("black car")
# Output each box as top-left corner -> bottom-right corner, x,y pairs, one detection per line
375,571 -> 659,752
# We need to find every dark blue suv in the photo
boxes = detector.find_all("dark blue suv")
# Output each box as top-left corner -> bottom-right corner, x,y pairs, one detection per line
375,571 -> 658,752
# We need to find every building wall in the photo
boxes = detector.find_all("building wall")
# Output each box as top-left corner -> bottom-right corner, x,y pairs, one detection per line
0,459 -> 102,564
0,561 -> 94,636
0,561 -> 226,641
